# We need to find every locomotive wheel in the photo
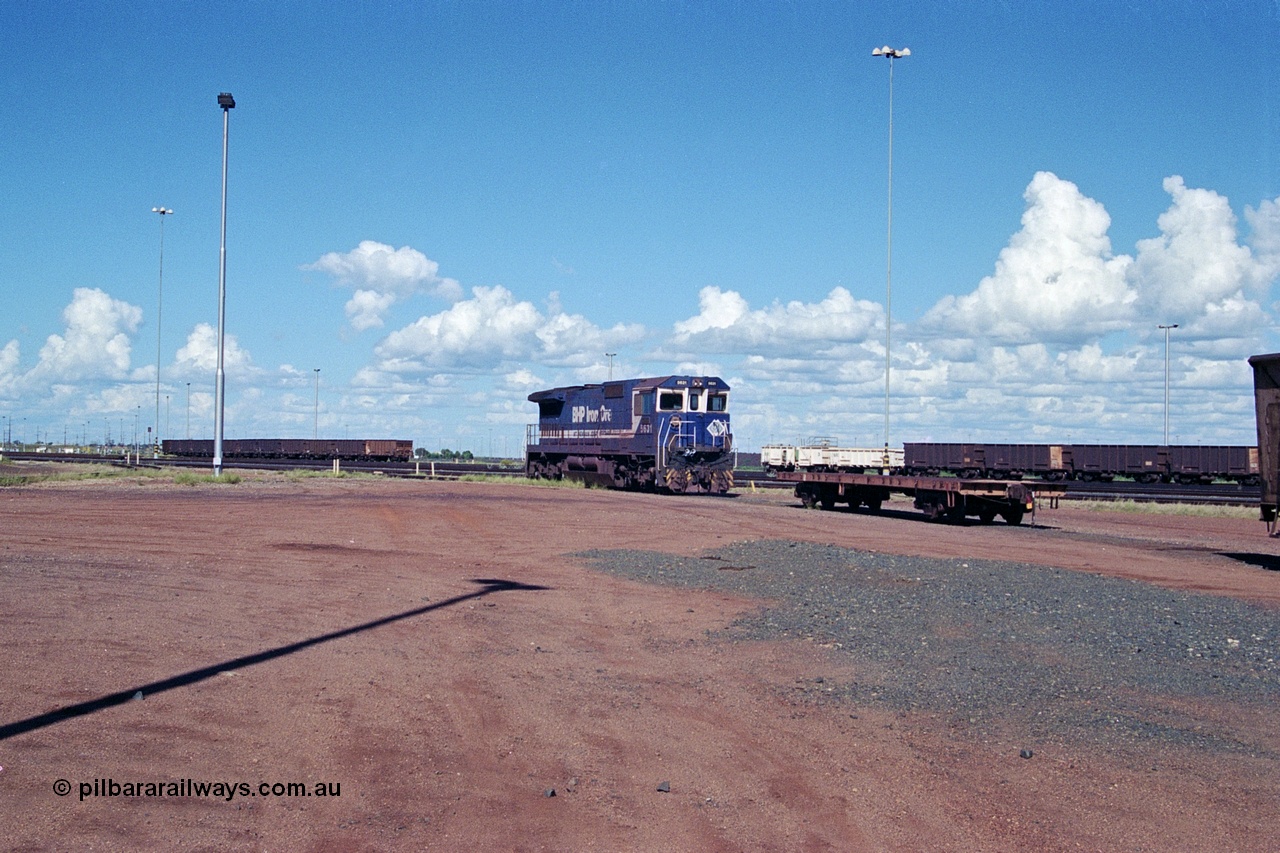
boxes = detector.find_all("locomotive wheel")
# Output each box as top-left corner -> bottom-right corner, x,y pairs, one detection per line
665,468 -> 690,494
710,470 -> 732,494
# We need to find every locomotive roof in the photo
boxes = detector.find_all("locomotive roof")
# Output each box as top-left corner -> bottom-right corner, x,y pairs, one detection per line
527,375 -> 728,402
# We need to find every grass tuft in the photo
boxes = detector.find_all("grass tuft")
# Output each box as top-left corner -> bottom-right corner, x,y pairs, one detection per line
173,471 -> 242,486
455,474 -> 591,488
1076,499 -> 1255,519
0,464 -> 243,488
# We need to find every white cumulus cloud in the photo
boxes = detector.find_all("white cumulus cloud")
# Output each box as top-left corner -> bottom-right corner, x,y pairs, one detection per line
672,286 -> 882,352
921,172 -> 1135,344
1246,197 -> 1280,274
304,241 -> 464,330
0,339 -> 19,393
29,287 -> 143,382
345,289 -> 399,332
173,323 -> 254,375
374,286 -> 644,373
1129,177 -> 1272,337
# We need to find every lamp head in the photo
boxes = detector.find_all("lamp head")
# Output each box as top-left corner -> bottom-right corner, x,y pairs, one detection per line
217,92 -> 236,109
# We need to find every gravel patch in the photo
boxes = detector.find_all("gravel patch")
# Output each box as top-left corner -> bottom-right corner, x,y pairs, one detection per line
579,540 -> 1280,755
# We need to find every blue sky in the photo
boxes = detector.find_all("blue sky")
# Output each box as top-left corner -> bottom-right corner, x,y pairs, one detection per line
2,1 -> 1278,455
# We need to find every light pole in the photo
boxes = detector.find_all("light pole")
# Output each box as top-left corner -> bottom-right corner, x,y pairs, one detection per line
313,368 -> 320,439
872,44 -> 909,472
213,92 -> 235,476
1158,323 -> 1178,445
185,382 -> 191,439
605,352 -> 616,381
151,206 -> 172,455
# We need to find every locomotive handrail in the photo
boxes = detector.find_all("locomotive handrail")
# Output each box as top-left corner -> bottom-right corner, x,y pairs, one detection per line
527,424 -> 632,444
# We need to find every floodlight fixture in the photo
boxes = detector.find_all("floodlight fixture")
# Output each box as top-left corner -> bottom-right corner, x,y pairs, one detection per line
218,92 -> 236,109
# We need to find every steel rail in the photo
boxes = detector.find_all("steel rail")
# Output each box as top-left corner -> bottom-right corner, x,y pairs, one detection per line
1,452 -> 1262,505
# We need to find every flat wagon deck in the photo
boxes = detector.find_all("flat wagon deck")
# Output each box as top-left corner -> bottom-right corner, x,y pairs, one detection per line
777,470 -> 1065,525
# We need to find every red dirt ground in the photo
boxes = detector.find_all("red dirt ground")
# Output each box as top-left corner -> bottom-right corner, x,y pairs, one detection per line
1,474 -> 1277,851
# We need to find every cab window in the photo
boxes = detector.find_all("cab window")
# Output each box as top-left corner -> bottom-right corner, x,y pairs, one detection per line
634,391 -> 655,416
688,392 -> 701,411
658,392 -> 683,411
708,393 -> 727,412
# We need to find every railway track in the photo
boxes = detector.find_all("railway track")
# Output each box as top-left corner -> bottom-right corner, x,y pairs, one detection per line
1,452 -> 1261,506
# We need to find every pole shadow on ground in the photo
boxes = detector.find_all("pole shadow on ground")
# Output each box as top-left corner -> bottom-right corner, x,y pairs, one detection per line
1222,552 -> 1280,572
0,577 -> 549,741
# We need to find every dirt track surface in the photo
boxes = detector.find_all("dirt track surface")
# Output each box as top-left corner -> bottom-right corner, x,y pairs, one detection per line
1,475 -> 1278,851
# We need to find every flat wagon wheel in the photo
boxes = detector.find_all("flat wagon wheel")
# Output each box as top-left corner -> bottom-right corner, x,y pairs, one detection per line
1001,507 -> 1025,526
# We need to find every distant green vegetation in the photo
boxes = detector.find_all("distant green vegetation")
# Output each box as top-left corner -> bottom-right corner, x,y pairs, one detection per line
414,448 -> 475,461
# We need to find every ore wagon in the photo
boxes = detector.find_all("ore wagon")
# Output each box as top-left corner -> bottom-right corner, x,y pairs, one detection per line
1250,353 -> 1280,532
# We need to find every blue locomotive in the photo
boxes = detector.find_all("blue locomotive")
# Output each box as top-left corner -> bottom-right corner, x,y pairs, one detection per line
525,375 -> 734,493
